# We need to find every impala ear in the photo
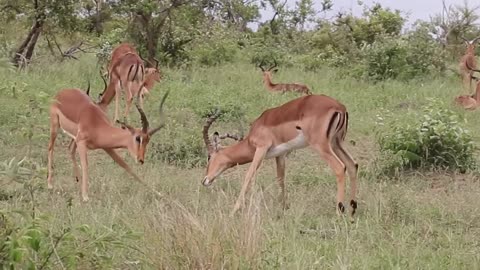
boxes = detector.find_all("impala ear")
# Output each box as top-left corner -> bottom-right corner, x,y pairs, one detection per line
116,120 -> 135,134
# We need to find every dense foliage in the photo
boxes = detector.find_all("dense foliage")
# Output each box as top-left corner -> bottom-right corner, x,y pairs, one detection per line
0,1 -> 478,76
376,100 -> 476,174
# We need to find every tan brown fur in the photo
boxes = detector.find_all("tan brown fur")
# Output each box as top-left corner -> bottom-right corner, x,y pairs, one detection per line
259,61 -> 311,95
202,95 -> 358,217
455,78 -> 480,110
100,43 -> 162,122
107,43 -> 137,76
47,89 -> 168,201
109,52 -> 145,122
459,36 -> 480,93
262,70 -> 312,95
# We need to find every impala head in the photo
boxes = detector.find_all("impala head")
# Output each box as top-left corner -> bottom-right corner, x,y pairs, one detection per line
140,58 -> 161,97
461,36 -> 480,54
202,110 -> 243,186
116,91 -> 169,164
258,59 -> 279,78
145,67 -> 162,83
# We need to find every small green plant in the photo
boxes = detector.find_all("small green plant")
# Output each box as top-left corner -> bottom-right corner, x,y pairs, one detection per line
0,157 -> 144,269
376,99 -> 476,174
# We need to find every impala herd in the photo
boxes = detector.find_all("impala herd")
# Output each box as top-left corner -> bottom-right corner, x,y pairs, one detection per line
46,36 -> 479,218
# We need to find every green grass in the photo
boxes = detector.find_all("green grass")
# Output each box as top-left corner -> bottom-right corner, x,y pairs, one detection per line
1,56 -> 480,269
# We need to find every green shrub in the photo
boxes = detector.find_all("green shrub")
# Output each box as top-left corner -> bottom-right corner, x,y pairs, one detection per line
0,157 -> 142,269
360,35 -> 409,81
149,125 -> 207,168
376,100 -> 476,174
150,104 -> 247,168
193,41 -> 238,66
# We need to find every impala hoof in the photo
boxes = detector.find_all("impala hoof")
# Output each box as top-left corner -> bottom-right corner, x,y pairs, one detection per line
202,177 -> 212,187
82,196 -> 89,202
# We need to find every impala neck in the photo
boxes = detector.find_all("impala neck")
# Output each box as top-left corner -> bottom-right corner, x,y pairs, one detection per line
96,126 -> 132,149
263,73 -> 275,89
223,139 -> 256,167
98,81 -> 117,107
466,45 -> 475,55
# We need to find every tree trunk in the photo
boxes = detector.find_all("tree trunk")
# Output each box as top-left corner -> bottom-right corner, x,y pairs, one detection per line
12,19 -> 43,68
24,26 -> 42,61
12,0 -> 44,68
94,0 -> 103,36
146,30 -> 158,67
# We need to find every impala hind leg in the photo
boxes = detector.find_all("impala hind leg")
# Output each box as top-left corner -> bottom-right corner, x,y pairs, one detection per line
47,109 -> 60,189
311,142 -> 346,215
68,140 -> 81,183
332,138 -> 359,217
76,141 -> 89,202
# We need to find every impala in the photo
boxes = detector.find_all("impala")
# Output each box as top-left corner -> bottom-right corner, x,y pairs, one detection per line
202,94 -> 358,216
459,36 -> 480,93
47,88 -> 169,202
259,60 -> 312,95
100,43 -> 162,122
455,75 -> 480,110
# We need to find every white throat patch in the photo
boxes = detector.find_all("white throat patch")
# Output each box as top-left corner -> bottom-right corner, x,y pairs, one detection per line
266,130 -> 308,159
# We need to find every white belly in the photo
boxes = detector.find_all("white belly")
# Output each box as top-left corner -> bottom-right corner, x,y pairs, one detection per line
266,132 -> 308,159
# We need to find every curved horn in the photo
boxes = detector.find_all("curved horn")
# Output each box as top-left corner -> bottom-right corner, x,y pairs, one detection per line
461,36 -> 469,42
86,81 -> 91,96
203,109 -> 221,154
148,90 -> 170,135
154,58 -> 159,69
473,35 -> 480,43
258,60 -> 266,72
138,50 -> 155,68
269,59 -> 278,71
218,133 -> 243,141
134,97 -> 149,133
98,69 -> 108,98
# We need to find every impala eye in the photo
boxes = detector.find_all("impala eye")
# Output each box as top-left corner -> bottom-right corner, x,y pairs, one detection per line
135,136 -> 141,143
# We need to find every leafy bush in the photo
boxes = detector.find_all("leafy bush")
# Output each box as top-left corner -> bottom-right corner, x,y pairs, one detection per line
376,100 -> 476,174
359,34 -> 445,81
150,104 -> 247,168
0,157 -> 142,269
192,40 -> 238,66
149,125 -> 207,168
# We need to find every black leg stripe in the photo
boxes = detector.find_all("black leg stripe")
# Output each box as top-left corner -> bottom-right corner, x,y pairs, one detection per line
326,112 -> 340,139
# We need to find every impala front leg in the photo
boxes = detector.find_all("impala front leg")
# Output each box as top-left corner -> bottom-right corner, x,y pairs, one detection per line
68,140 -> 81,183
232,147 -> 268,215
76,141 -> 89,202
275,155 -> 288,210
47,110 -> 59,189
114,81 -> 121,123
103,148 -> 161,197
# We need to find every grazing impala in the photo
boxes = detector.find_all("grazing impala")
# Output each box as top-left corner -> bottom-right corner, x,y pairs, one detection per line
100,43 -> 162,122
202,94 -> 358,216
259,60 -> 312,95
459,36 -> 480,93
47,88 -> 169,202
